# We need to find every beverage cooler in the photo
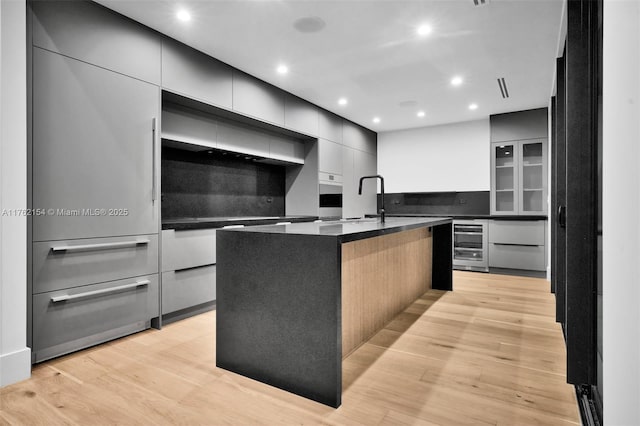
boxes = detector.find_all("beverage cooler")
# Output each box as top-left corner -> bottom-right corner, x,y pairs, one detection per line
452,219 -> 489,272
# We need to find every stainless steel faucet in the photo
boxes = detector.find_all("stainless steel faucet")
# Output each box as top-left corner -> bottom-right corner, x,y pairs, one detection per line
358,175 -> 385,223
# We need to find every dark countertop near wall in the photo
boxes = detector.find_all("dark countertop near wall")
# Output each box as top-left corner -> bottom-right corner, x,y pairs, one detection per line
216,217 -> 452,243
162,215 -> 319,230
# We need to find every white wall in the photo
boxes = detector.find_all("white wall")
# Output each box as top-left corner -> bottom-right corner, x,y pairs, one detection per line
0,0 -> 30,387
377,119 -> 490,193
602,1 -> 640,423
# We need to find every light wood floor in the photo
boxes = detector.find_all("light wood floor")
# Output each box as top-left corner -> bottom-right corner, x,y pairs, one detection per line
1,271 -> 580,425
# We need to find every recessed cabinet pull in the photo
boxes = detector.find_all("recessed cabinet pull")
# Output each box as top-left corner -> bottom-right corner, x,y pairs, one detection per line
51,239 -> 150,253
51,280 -> 150,303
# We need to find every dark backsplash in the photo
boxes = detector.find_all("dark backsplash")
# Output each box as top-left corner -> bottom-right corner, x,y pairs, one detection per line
379,191 -> 490,215
161,146 -> 286,219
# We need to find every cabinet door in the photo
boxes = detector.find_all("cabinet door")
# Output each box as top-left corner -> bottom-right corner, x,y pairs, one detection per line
216,118 -> 270,158
269,135 -> 305,164
33,49 -> 159,241
342,147 -> 357,219
161,105 -> 218,149
232,72 -> 285,126
519,139 -> 548,214
32,0 -> 161,85
284,94 -> 318,136
161,38 -> 233,109
355,150 -> 378,216
318,110 -> 343,143
490,142 -> 519,215
343,121 -> 376,154
318,139 -> 343,175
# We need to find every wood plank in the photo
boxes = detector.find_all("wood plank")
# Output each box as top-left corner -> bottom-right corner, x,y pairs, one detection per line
0,271 -> 579,425
341,227 -> 432,357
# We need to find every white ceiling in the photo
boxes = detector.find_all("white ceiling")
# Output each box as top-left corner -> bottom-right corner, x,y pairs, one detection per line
96,0 -> 563,133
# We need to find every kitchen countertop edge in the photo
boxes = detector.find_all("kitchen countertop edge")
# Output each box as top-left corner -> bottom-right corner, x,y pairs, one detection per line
217,217 -> 453,244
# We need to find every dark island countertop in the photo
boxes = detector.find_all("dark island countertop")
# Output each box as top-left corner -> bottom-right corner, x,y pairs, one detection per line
161,215 -> 319,230
217,216 -> 452,243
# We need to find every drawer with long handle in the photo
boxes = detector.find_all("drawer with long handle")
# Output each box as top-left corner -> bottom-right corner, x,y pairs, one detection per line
161,229 -> 216,272
161,265 -> 216,315
32,274 -> 159,362
32,234 -> 159,294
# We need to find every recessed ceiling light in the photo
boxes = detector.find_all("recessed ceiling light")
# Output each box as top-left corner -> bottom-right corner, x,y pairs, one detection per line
451,76 -> 463,86
417,24 -> 432,37
372,117 -> 381,124
338,98 -> 348,106
276,64 -> 289,75
468,103 -> 478,110
417,111 -> 425,117
176,9 -> 191,22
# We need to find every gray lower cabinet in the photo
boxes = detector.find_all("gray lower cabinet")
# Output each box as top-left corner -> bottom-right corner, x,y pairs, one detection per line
32,48 -> 159,241
161,229 -> 216,272
488,244 -> 546,271
33,235 -> 159,294
161,229 -> 217,317
488,220 -> 547,271
32,274 -> 159,362
161,266 -> 216,315
32,0 -> 161,85
161,37 -> 233,109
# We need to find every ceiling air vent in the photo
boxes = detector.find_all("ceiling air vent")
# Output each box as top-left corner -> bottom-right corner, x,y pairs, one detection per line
473,0 -> 489,6
497,77 -> 510,98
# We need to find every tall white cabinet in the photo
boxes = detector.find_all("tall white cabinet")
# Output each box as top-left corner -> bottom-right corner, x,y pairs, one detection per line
30,1 -> 161,362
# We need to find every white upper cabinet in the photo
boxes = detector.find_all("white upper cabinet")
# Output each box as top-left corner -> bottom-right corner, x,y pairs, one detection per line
342,120 -> 376,154
318,110 -> 343,144
161,38 -> 233,109
161,105 -> 217,149
284,94 -> 319,137
232,72 -> 285,126
318,139 -> 343,176
269,135 -> 305,165
216,118 -> 270,158
32,0 -> 161,85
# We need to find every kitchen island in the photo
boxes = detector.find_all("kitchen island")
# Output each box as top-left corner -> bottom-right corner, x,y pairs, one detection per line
215,217 -> 452,407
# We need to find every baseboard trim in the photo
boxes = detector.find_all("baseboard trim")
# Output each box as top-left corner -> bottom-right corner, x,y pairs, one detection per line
0,347 -> 31,387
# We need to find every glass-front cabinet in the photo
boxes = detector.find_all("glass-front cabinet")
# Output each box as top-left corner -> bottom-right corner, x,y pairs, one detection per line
491,139 -> 547,215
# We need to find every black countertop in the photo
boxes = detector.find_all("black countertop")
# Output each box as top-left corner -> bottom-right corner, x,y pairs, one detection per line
382,213 -> 548,221
162,215 -> 319,230
216,217 -> 452,243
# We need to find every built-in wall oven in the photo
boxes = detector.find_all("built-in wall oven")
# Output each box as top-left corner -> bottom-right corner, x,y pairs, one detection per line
452,219 -> 489,272
319,183 -> 342,219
